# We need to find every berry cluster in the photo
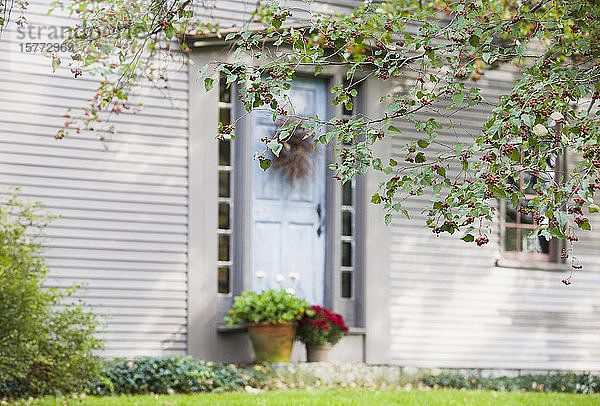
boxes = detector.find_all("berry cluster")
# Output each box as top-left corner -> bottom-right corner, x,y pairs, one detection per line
475,235 -> 489,246
376,70 -> 390,80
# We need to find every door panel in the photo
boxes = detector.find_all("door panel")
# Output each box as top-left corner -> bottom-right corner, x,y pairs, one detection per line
251,79 -> 327,305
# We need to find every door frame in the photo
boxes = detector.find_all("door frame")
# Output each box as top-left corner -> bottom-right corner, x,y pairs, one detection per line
188,42 -> 386,363
232,77 -> 337,306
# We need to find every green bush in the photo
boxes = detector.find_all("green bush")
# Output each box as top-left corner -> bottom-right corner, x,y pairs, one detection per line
423,372 -> 600,394
0,190 -> 103,398
86,356 -> 272,395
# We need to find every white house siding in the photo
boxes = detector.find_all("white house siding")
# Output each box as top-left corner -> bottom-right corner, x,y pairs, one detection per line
387,66 -> 600,370
1,1 -> 189,358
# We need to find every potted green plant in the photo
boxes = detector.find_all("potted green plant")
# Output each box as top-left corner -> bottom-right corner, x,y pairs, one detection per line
225,289 -> 310,363
296,305 -> 349,362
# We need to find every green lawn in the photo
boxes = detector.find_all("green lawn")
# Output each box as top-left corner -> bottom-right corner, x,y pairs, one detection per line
14,388 -> 600,406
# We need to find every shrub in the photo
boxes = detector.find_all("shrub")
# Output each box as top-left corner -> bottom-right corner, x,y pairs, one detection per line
296,305 -> 349,346
224,289 -> 309,326
0,189 -> 103,398
423,372 -> 600,394
86,356 -> 272,395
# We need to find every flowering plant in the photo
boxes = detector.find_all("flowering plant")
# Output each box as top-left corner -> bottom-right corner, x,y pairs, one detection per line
224,289 -> 310,326
296,306 -> 349,346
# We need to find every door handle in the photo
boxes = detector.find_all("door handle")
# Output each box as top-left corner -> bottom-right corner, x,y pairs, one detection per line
316,203 -> 325,237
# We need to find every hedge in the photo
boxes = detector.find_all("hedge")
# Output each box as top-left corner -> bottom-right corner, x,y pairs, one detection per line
423,372 -> 600,394
85,356 -> 271,395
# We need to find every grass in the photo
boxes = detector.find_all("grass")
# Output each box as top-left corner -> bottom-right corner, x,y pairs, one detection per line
13,388 -> 600,406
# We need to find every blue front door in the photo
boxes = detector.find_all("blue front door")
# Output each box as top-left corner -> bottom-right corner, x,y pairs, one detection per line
251,79 -> 327,305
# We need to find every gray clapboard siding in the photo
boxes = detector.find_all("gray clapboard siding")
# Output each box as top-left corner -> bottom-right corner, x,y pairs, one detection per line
0,0 -> 190,359
387,64 -> 600,370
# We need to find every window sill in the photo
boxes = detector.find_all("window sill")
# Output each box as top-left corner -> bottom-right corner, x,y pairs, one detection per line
495,258 -> 568,272
217,325 -> 367,334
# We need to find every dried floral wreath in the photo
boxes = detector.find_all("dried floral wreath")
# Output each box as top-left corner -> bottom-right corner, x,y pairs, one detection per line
271,119 -> 316,183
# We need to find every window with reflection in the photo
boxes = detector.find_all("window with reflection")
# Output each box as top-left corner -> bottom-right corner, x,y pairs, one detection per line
503,155 -> 556,261
340,83 -> 357,299
217,74 -> 234,293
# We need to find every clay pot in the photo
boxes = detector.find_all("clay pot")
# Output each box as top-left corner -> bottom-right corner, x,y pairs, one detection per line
247,322 -> 297,363
306,343 -> 332,362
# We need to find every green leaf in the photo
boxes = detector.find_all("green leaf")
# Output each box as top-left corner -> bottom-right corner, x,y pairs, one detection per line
401,209 -> 410,219
452,92 -> 464,107
521,113 -> 535,128
52,57 -> 61,73
461,234 -> 474,242
314,65 -> 323,76
204,77 -> 214,92
415,152 -> 426,163
469,35 -> 480,47
267,140 -> 283,157
578,219 -> 591,231
509,149 -> 520,162
554,210 -> 568,229
417,139 -> 429,148
260,159 -> 272,171
388,125 -> 402,136
371,193 -> 382,204
589,203 -> 600,213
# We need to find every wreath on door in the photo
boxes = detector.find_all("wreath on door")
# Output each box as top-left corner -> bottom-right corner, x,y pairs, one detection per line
271,119 -> 316,183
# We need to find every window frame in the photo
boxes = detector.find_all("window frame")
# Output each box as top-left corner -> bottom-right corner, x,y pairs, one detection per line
500,155 -> 560,263
215,75 -> 365,329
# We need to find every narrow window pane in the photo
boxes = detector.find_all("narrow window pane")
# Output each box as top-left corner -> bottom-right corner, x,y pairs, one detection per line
218,266 -> 230,294
537,235 -> 550,254
520,200 -> 533,224
218,203 -> 230,230
342,241 -> 352,267
523,172 -> 537,195
342,181 -> 353,206
520,230 -> 535,253
219,139 -> 231,166
219,107 -> 231,126
505,201 -> 517,223
342,210 -> 352,236
219,76 -> 231,103
218,234 -> 230,261
341,271 -> 352,298
505,227 -> 517,252
219,171 -> 230,198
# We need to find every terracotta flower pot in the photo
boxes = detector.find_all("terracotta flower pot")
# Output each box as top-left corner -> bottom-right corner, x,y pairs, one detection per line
247,322 -> 297,363
306,343 -> 332,362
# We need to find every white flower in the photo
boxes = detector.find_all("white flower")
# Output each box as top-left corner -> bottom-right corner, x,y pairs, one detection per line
285,288 -> 296,295
533,123 -> 548,136
275,274 -> 285,283
256,270 -> 266,280
288,272 -> 300,281
550,111 -> 564,121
